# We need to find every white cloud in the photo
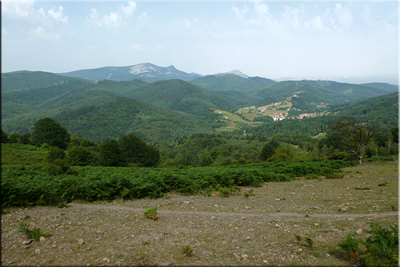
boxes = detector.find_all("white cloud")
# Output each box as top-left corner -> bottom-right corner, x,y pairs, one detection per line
86,1 -> 140,29
120,1 -> 136,16
131,44 -> 142,50
304,16 -> 325,31
87,8 -> 124,29
47,6 -> 68,24
30,26 -> 60,41
281,5 -> 304,29
231,5 -> 248,21
184,19 -> 192,29
334,3 -> 353,28
2,0 -> 35,19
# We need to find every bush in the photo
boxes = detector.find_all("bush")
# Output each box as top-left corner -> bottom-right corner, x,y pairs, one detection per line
363,223 -> 398,266
337,224 -> 398,266
143,207 -> 158,220
18,222 -> 51,241
67,146 -> 92,166
44,158 -> 71,175
182,245 -> 193,257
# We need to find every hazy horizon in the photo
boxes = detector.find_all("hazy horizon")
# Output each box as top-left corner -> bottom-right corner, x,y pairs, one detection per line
2,0 -> 398,85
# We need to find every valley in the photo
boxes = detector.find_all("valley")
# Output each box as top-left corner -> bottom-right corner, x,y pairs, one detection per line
2,64 -> 398,143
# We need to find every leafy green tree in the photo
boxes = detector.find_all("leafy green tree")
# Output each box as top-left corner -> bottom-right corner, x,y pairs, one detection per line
330,116 -> 376,164
9,133 -> 20,143
19,133 -> 32,145
44,147 -> 70,175
67,145 -> 93,166
1,130 -> 9,143
99,138 -> 126,167
119,133 -> 160,167
391,126 -> 398,144
260,140 -> 280,160
45,147 -> 66,162
268,147 -> 294,162
31,118 -> 71,149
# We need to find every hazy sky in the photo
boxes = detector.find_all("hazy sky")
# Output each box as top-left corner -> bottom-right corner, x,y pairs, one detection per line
2,0 -> 399,84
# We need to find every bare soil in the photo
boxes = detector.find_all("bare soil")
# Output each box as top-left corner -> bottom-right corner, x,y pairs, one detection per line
1,161 -> 398,266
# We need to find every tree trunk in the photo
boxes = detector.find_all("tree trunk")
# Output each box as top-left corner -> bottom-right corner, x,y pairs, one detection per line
358,156 -> 363,165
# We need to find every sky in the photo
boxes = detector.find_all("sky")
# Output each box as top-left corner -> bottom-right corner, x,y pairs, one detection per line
2,0 -> 399,84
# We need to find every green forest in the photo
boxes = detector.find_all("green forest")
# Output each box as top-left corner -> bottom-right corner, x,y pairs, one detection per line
1,71 -> 398,209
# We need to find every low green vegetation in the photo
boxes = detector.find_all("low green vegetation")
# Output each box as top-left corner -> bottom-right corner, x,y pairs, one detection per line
1,160 -> 353,207
143,207 -> 158,220
182,245 -> 193,257
338,223 -> 398,266
18,221 -> 51,241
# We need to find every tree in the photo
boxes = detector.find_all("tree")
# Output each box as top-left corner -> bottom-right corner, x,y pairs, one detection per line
9,133 -> 20,143
119,133 -> 160,167
19,132 -> 32,145
31,118 -> 71,149
99,138 -> 126,167
1,130 -> 9,143
330,116 -> 376,165
260,140 -> 280,161
67,145 -> 93,166
391,126 -> 398,144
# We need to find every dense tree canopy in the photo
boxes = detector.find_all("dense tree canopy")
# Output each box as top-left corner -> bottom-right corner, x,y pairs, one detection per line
31,118 -> 71,149
330,116 -> 376,164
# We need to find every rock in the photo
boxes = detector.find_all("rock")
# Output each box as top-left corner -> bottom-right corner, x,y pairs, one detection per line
211,216 -> 215,220
22,240 -> 33,245
35,249 -> 41,254
103,257 -> 110,263
40,236 -> 46,242
241,254 -> 248,261
298,248 -> 302,252
233,253 -> 241,260
355,228 -> 363,235
246,237 -> 251,240
183,201 -> 190,204
241,217 -> 245,220
263,260 -> 268,263
78,239 -> 85,245
314,223 -> 320,227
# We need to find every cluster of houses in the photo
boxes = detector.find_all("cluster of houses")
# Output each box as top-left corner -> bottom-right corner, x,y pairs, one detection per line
267,112 -> 314,121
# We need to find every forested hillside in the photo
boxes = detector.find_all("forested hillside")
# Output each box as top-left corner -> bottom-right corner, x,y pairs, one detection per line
190,74 -> 276,93
1,70 -> 398,143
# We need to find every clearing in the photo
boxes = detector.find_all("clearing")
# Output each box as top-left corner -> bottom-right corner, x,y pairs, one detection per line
1,161 -> 398,266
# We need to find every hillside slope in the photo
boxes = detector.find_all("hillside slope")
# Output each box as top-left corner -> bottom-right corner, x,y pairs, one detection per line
59,63 -> 202,83
1,71 -> 91,93
190,74 -> 276,94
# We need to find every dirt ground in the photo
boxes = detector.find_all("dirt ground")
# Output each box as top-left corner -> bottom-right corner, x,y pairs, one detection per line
1,161 -> 398,266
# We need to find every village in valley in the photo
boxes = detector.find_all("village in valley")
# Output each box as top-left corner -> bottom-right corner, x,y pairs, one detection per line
214,92 -> 328,131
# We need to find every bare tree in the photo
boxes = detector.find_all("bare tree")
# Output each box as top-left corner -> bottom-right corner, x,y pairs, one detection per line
330,116 -> 376,165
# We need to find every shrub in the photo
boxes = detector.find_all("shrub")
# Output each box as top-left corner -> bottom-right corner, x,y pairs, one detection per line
143,207 -> 158,220
44,158 -> 71,175
67,145 -> 92,166
182,245 -> 193,257
338,233 -> 362,260
363,224 -> 398,266
18,222 -> 51,241
337,224 -> 398,266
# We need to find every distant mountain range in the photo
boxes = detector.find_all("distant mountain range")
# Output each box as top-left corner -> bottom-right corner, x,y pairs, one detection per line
59,63 -> 203,83
2,63 -> 398,142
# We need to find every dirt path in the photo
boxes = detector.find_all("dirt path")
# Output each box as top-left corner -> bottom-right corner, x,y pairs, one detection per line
72,203 -> 398,220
